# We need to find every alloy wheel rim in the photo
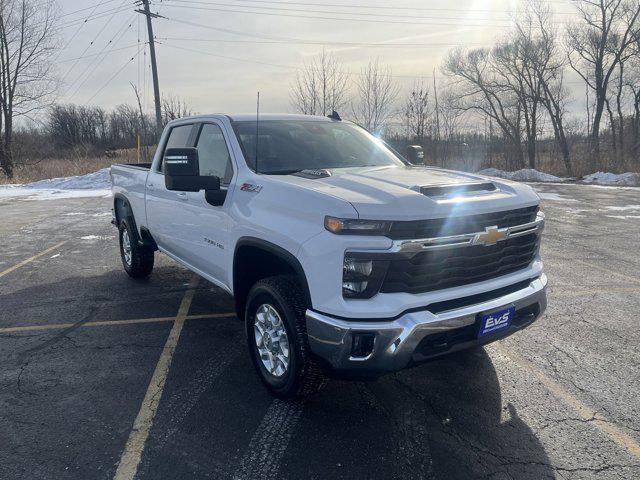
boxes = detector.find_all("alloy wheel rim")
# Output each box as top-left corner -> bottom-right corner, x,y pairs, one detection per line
122,229 -> 132,266
254,303 -> 290,377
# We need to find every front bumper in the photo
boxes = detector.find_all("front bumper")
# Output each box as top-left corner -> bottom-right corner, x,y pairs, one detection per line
306,274 -> 547,374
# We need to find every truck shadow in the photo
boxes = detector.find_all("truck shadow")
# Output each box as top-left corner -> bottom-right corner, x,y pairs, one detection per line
288,348 -> 556,479
1,269 -> 554,479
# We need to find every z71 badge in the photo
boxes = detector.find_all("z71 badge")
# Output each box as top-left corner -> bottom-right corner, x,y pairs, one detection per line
240,183 -> 263,193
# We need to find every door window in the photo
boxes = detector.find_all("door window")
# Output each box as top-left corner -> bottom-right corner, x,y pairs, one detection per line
159,124 -> 194,172
196,123 -> 234,184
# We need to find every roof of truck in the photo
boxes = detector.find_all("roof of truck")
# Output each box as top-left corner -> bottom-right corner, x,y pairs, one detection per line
229,113 -> 333,122
169,113 -> 335,123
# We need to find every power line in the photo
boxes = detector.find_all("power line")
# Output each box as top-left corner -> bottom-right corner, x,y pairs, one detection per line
163,0 -> 514,22
157,36 -> 484,48
55,43 -> 143,64
53,1 -> 104,64
56,5 -> 134,30
59,0 -> 125,19
190,0 -> 576,16
58,1 -> 131,91
160,2 -> 517,28
67,15 -> 137,100
85,48 -> 143,105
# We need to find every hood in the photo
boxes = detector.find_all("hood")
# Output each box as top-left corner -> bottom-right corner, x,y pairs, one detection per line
271,165 -> 540,220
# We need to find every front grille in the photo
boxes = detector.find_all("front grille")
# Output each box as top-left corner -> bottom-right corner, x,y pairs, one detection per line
381,233 -> 539,294
388,205 -> 539,240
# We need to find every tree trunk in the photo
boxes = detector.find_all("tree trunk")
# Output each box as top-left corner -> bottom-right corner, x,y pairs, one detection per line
2,114 -> 13,178
605,99 -> 617,170
589,95 -> 606,172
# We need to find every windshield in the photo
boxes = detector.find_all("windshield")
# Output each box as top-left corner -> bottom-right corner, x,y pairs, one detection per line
232,120 -> 405,174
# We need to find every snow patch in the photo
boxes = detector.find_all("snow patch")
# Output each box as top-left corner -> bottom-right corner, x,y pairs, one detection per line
478,168 -> 566,183
0,167 -> 112,200
26,168 -> 111,190
536,192 -> 577,202
582,172 -> 640,186
606,215 -> 640,220
80,235 -> 114,241
603,205 -> 640,211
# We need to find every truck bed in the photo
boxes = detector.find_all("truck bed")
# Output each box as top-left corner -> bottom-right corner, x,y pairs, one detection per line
115,162 -> 153,170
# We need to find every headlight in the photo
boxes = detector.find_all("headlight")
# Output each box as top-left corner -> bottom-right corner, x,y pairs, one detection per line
342,254 -> 389,299
325,216 -> 391,235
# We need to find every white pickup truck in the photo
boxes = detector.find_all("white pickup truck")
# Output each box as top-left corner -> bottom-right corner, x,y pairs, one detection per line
111,113 -> 547,398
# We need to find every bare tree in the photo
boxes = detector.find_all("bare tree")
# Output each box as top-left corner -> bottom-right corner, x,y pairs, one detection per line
438,87 -> 463,141
290,50 -> 349,116
627,34 -> 640,160
161,94 -> 193,125
131,83 -> 149,162
492,37 -> 542,169
443,47 -> 525,169
517,1 -> 574,175
566,0 -> 640,169
0,0 -> 58,178
403,80 -> 431,143
351,59 -> 399,133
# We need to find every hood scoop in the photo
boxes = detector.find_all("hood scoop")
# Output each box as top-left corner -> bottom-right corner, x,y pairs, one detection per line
292,168 -> 332,179
418,182 -> 497,199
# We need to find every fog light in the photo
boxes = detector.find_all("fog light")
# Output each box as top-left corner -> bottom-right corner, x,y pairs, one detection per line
343,258 -> 373,276
351,333 -> 375,358
342,281 -> 368,295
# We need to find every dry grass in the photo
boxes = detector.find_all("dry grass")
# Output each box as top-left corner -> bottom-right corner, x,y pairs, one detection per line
0,148 -> 154,185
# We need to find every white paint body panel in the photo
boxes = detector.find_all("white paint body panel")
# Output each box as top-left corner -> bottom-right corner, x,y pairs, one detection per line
111,114 -> 544,319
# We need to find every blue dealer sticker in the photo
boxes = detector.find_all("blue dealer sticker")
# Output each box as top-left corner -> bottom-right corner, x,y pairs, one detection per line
478,306 -> 515,338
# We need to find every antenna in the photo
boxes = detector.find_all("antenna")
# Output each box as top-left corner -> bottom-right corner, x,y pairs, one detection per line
255,91 -> 260,174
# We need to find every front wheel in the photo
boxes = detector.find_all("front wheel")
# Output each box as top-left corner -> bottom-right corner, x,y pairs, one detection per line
245,276 -> 324,398
118,219 -> 154,278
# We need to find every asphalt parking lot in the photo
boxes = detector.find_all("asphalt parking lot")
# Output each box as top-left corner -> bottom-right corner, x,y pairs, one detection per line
1,183 -> 639,480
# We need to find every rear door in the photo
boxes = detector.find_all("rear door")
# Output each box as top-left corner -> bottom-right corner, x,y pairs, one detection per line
145,122 -> 198,258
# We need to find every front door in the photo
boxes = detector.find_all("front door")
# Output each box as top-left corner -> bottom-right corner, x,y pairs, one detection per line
178,121 -> 236,287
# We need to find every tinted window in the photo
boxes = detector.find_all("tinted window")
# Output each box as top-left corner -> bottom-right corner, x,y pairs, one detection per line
233,120 -> 404,174
196,124 -> 233,184
160,124 -> 193,172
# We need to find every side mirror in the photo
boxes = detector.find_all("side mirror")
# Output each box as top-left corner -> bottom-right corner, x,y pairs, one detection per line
164,147 -> 220,192
406,145 -> 425,165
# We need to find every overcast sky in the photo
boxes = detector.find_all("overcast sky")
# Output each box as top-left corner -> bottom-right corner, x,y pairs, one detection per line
54,0 -> 582,119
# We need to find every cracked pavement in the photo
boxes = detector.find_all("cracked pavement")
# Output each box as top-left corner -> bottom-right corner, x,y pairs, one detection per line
1,183 -> 639,479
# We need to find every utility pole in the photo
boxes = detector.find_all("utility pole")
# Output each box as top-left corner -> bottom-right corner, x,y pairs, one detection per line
136,0 -> 163,133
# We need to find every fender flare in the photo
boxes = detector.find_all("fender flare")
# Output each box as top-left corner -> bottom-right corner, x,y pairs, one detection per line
233,236 -> 312,308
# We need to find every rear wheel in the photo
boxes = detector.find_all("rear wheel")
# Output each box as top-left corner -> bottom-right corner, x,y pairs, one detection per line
118,218 -> 154,278
245,275 -> 324,398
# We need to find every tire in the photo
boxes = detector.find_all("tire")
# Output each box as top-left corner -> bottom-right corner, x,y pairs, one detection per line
118,218 -> 154,278
245,275 -> 324,398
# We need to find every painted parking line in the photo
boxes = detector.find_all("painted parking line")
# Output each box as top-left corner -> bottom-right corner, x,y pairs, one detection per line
114,276 -> 199,480
496,345 -> 640,460
0,312 -> 235,334
0,240 -> 68,278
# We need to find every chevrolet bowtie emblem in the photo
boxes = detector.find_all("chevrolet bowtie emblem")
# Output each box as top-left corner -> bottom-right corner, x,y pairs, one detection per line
472,226 -> 507,246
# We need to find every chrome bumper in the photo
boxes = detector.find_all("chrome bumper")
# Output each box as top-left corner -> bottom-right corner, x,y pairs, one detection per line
305,274 -> 547,374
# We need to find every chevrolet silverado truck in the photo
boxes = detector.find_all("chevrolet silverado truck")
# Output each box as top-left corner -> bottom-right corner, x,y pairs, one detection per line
110,113 -> 547,398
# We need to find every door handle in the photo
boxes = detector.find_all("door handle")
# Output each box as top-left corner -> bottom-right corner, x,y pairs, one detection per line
176,192 -> 188,200
147,183 -> 155,191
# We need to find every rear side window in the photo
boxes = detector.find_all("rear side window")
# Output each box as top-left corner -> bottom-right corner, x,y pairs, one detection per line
160,124 -> 193,172
196,124 -> 234,184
